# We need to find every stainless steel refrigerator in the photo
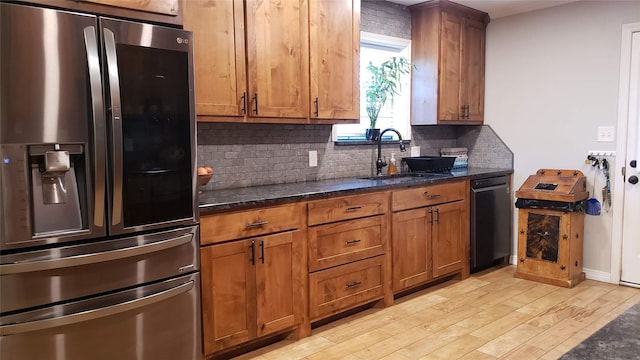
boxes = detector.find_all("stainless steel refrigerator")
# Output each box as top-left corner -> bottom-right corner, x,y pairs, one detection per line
0,3 -> 201,359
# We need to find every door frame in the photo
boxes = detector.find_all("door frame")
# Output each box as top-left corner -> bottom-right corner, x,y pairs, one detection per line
610,22 -> 640,284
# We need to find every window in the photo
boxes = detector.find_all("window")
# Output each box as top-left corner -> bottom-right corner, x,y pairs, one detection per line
334,32 -> 411,141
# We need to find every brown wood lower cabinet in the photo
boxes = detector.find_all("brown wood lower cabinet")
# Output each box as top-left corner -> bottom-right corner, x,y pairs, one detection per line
199,180 -> 476,356
200,230 -> 304,355
391,181 -> 469,293
307,192 -> 392,322
309,255 -> 385,321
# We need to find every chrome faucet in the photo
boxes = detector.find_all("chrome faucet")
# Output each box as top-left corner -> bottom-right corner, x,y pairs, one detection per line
376,128 -> 406,175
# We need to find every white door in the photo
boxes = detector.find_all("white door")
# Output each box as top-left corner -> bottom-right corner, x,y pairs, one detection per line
620,30 -> 640,287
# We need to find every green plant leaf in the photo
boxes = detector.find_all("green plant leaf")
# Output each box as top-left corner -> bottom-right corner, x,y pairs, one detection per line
365,56 -> 413,129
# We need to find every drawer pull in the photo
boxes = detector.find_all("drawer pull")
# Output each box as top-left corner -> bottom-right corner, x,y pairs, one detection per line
424,192 -> 441,199
246,221 -> 268,228
345,206 -> 362,212
346,281 -> 362,289
345,239 -> 361,246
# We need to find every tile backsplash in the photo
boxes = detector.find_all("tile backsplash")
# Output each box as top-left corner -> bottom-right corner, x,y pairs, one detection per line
197,123 -> 512,190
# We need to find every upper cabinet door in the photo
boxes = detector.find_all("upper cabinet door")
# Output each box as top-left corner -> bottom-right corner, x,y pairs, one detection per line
245,0 -> 309,118
410,1 -> 488,125
438,11 -> 463,122
462,18 -> 486,122
183,0 -> 247,117
309,0 -> 360,121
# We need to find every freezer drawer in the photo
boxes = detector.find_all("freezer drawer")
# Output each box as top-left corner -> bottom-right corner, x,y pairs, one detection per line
0,226 -> 199,313
0,273 -> 201,360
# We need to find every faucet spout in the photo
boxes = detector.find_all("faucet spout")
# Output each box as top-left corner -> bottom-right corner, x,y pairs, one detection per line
376,128 -> 406,175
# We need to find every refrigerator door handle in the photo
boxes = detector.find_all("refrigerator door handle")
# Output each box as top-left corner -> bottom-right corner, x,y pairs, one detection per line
103,28 -> 123,227
0,280 -> 194,336
83,26 -> 106,228
0,233 -> 192,275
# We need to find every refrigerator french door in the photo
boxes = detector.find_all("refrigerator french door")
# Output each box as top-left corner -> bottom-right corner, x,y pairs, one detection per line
0,3 -> 201,359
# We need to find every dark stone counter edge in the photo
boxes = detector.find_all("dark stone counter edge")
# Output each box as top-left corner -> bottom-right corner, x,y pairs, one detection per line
198,168 -> 513,215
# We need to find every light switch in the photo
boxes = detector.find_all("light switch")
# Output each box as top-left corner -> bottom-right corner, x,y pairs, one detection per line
597,126 -> 615,142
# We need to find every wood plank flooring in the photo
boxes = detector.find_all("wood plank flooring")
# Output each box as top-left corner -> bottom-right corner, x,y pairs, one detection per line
235,265 -> 640,359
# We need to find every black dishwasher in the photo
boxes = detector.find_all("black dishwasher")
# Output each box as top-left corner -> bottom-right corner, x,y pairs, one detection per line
470,176 -> 511,272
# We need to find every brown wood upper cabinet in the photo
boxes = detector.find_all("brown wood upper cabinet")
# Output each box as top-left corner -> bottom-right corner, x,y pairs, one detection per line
183,0 -> 360,123
410,0 -> 489,125
182,0 -> 246,117
82,0 -> 179,15
309,0 -> 360,122
183,0 -> 307,119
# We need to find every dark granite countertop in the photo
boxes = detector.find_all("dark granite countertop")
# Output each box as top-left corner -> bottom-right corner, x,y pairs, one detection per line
199,167 -> 513,214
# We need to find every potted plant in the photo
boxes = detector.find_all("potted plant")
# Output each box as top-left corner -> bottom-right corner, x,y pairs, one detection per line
364,56 -> 412,141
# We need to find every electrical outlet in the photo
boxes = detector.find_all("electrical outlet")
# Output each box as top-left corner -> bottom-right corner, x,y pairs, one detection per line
308,150 -> 317,167
410,146 -> 420,157
597,126 -> 615,142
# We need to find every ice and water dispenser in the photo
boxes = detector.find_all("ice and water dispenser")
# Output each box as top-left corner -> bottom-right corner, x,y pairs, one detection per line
29,144 -> 85,235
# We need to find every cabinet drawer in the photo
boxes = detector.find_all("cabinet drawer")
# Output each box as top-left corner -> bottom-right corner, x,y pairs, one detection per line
200,202 -> 305,245
392,180 -> 466,211
309,256 -> 385,321
308,192 -> 388,226
308,215 -> 386,272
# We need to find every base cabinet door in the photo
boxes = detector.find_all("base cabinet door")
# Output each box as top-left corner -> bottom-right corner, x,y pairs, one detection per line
201,230 -> 301,355
391,208 -> 432,292
431,200 -> 466,278
255,231 -> 298,336
201,240 -> 255,354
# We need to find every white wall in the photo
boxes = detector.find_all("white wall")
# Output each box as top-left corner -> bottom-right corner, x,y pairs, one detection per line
484,0 -> 640,278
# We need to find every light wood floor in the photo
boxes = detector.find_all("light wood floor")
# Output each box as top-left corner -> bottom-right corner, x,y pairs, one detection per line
236,265 -> 640,360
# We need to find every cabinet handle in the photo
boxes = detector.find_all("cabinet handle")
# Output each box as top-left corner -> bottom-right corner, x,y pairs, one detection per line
428,209 -> 434,224
346,281 -> 362,289
461,104 -> 470,119
314,97 -> 319,117
435,208 -> 440,224
240,92 -> 247,115
246,221 -> 268,228
345,206 -> 362,212
249,241 -> 255,266
424,192 -> 441,199
252,93 -> 258,115
259,241 -> 265,264
345,239 -> 361,246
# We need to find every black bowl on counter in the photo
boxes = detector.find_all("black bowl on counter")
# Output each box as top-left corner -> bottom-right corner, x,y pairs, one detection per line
402,156 -> 456,173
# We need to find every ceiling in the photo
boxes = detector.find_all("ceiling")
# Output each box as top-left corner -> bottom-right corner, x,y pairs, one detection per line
387,0 -> 581,19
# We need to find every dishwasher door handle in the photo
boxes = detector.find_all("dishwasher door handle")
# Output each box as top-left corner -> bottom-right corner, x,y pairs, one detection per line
472,177 -> 507,189
472,184 -> 509,194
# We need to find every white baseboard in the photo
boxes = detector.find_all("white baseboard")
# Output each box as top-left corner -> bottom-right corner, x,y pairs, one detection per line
508,256 -> 613,284
583,268 -> 612,283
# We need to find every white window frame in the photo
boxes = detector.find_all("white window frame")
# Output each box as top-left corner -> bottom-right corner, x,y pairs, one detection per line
333,31 -> 412,141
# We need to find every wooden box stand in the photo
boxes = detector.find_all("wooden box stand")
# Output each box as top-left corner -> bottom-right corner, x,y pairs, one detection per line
514,169 -> 588,288
515,207 -> 585,287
